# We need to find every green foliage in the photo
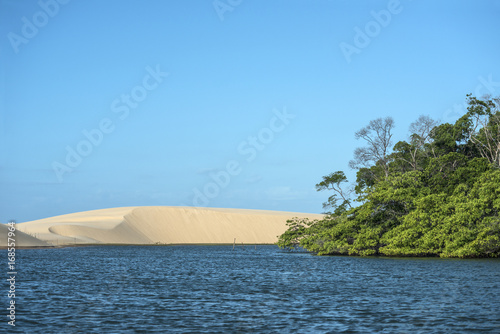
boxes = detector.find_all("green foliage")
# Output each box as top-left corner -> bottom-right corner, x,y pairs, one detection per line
276,217 -> 318,251
315,171 -> 352,215
277,95 -> 500,258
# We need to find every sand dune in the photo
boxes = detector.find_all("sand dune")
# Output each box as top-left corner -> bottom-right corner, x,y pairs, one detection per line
0,223 -> 51,247
14,206 -> 324,247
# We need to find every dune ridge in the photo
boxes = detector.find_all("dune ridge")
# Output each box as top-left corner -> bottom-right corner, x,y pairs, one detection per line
0,223 -> 51,247
12,206 -> 324,247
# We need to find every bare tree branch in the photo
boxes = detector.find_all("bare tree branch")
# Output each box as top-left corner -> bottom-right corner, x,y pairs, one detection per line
349,117 -> 395,179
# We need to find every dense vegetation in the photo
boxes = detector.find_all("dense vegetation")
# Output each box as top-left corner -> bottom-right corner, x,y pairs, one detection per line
277,95 -> 500,258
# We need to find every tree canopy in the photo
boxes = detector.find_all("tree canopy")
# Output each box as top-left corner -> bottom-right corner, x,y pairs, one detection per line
277,95 -> 500,258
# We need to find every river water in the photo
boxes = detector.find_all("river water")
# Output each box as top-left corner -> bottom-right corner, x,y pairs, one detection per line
5,245 -> 500,333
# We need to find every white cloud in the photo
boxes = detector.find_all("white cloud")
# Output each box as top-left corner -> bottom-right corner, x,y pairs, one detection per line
245,174 -> 263,184
265,186 -> 305,201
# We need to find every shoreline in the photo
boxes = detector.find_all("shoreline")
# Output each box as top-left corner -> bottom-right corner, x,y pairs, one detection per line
4,245 -> 499,259
0,243 -> 280,250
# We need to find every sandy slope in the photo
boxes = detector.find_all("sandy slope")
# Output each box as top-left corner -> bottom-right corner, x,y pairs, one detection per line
0,223 -> 51,247
15,206 -> 324,246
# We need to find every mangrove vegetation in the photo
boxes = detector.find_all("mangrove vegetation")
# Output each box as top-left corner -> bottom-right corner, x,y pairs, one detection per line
277,95 -> 500,258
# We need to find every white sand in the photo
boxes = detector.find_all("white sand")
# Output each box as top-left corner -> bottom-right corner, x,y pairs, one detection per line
14,206 -> 324,246
0,223 -> 51,247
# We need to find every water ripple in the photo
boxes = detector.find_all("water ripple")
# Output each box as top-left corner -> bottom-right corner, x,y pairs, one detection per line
3,246 -> 500,333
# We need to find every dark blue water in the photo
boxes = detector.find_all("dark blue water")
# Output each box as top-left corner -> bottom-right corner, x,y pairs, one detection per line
3,245 -> 500,333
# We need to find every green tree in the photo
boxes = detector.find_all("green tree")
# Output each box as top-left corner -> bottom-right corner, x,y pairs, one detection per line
315,171 -> 352,215
277,96 -> 500,258
456,94 -> 500,166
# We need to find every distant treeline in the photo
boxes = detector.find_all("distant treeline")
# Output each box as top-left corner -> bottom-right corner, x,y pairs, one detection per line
277,94 -> 500,258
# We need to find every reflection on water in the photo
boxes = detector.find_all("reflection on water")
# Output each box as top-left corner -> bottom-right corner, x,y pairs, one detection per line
7,246 -> 500,333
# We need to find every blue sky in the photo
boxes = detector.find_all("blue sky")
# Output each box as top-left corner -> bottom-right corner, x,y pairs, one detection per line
1,0 -> 499,222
